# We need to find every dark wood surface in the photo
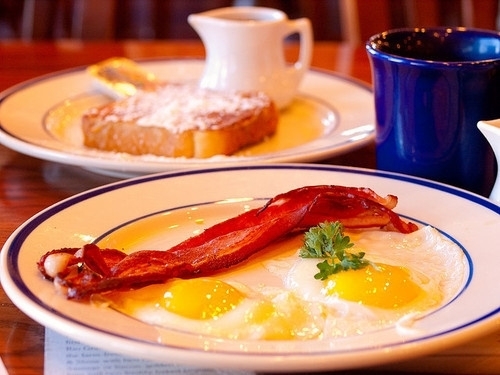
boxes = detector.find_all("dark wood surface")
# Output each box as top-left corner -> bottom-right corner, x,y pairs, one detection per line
0,40 -> 498,375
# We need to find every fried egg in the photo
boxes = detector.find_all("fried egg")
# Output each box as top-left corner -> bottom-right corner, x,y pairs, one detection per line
97,226 -> 467,340
279,225 -> 468,336
99,277 -> 326,340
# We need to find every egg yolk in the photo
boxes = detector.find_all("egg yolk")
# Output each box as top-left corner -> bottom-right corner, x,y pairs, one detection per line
240,296 -> 322,340
323,263 -> 423,309
161,278 -> 245,320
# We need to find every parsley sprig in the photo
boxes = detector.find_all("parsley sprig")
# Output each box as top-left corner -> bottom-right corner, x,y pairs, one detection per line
299,221 -> 369,280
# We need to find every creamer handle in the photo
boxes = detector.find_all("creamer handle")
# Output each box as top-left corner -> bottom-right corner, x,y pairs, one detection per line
284,18 -> 313,77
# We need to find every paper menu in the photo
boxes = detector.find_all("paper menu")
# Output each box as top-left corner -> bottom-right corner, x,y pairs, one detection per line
44,329 -> 256,375
44,326 -> 500,374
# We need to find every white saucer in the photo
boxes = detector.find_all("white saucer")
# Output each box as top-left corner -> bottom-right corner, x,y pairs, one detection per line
0,59 -> 374,177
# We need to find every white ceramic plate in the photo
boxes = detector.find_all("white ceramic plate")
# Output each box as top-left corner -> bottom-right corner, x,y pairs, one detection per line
1,164 -> 499,372
0,59 -> 374,178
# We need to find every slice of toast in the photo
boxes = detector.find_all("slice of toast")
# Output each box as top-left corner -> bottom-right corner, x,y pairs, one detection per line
82,83 -> 279,158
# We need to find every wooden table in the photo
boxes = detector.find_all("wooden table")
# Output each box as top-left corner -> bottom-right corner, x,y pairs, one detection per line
0,40 -> 498,375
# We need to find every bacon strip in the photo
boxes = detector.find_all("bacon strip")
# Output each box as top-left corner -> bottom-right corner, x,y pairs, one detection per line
37,185 -> 417,299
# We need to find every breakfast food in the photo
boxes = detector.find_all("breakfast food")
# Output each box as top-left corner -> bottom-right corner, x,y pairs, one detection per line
99,226 -> 465,340
38,185 -> 417,299
82,82 -> 279,158
37,185 -> 466,340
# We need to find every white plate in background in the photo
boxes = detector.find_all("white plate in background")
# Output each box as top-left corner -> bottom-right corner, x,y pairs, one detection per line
0,59 -> 374,177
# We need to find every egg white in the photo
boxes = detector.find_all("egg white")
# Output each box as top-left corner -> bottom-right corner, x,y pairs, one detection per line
268,225 -> 468,336
99,280 -> 327,340
99,225 -> 467,340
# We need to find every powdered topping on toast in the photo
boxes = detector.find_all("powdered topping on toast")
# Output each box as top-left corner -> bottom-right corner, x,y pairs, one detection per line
85,83 -> 273,134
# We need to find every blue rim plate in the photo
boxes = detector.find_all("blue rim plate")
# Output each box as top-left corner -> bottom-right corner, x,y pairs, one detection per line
1,164 -> 499,372
0,59 -> 374,178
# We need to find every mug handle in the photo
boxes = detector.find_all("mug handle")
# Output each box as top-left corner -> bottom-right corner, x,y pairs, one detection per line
284,18 -> 313,79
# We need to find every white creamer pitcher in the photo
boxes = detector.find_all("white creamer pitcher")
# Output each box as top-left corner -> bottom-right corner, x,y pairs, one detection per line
478,119 -> 500,203
188,6 -> 313,109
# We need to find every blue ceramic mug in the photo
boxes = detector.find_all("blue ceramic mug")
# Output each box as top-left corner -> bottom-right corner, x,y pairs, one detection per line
366,28 -> 500,196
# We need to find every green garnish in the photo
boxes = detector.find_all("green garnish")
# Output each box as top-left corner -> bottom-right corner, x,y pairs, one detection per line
299,221 -> 369,280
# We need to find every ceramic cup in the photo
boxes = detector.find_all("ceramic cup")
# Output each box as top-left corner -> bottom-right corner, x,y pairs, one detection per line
366,27 -> 500,196
477,119 -> 500,202
188,6 -> 313,109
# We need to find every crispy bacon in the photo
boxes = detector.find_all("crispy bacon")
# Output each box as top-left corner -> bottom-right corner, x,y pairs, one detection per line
37,185 -> 417,299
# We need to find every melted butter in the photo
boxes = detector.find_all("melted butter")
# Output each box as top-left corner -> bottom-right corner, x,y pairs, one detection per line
97,207 -> 209,250
96,200 -> 259,252
236,96 -> 336,156
97,213 -> 184,249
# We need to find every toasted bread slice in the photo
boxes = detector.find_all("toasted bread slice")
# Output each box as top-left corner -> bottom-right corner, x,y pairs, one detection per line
82,83 -> 279,158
